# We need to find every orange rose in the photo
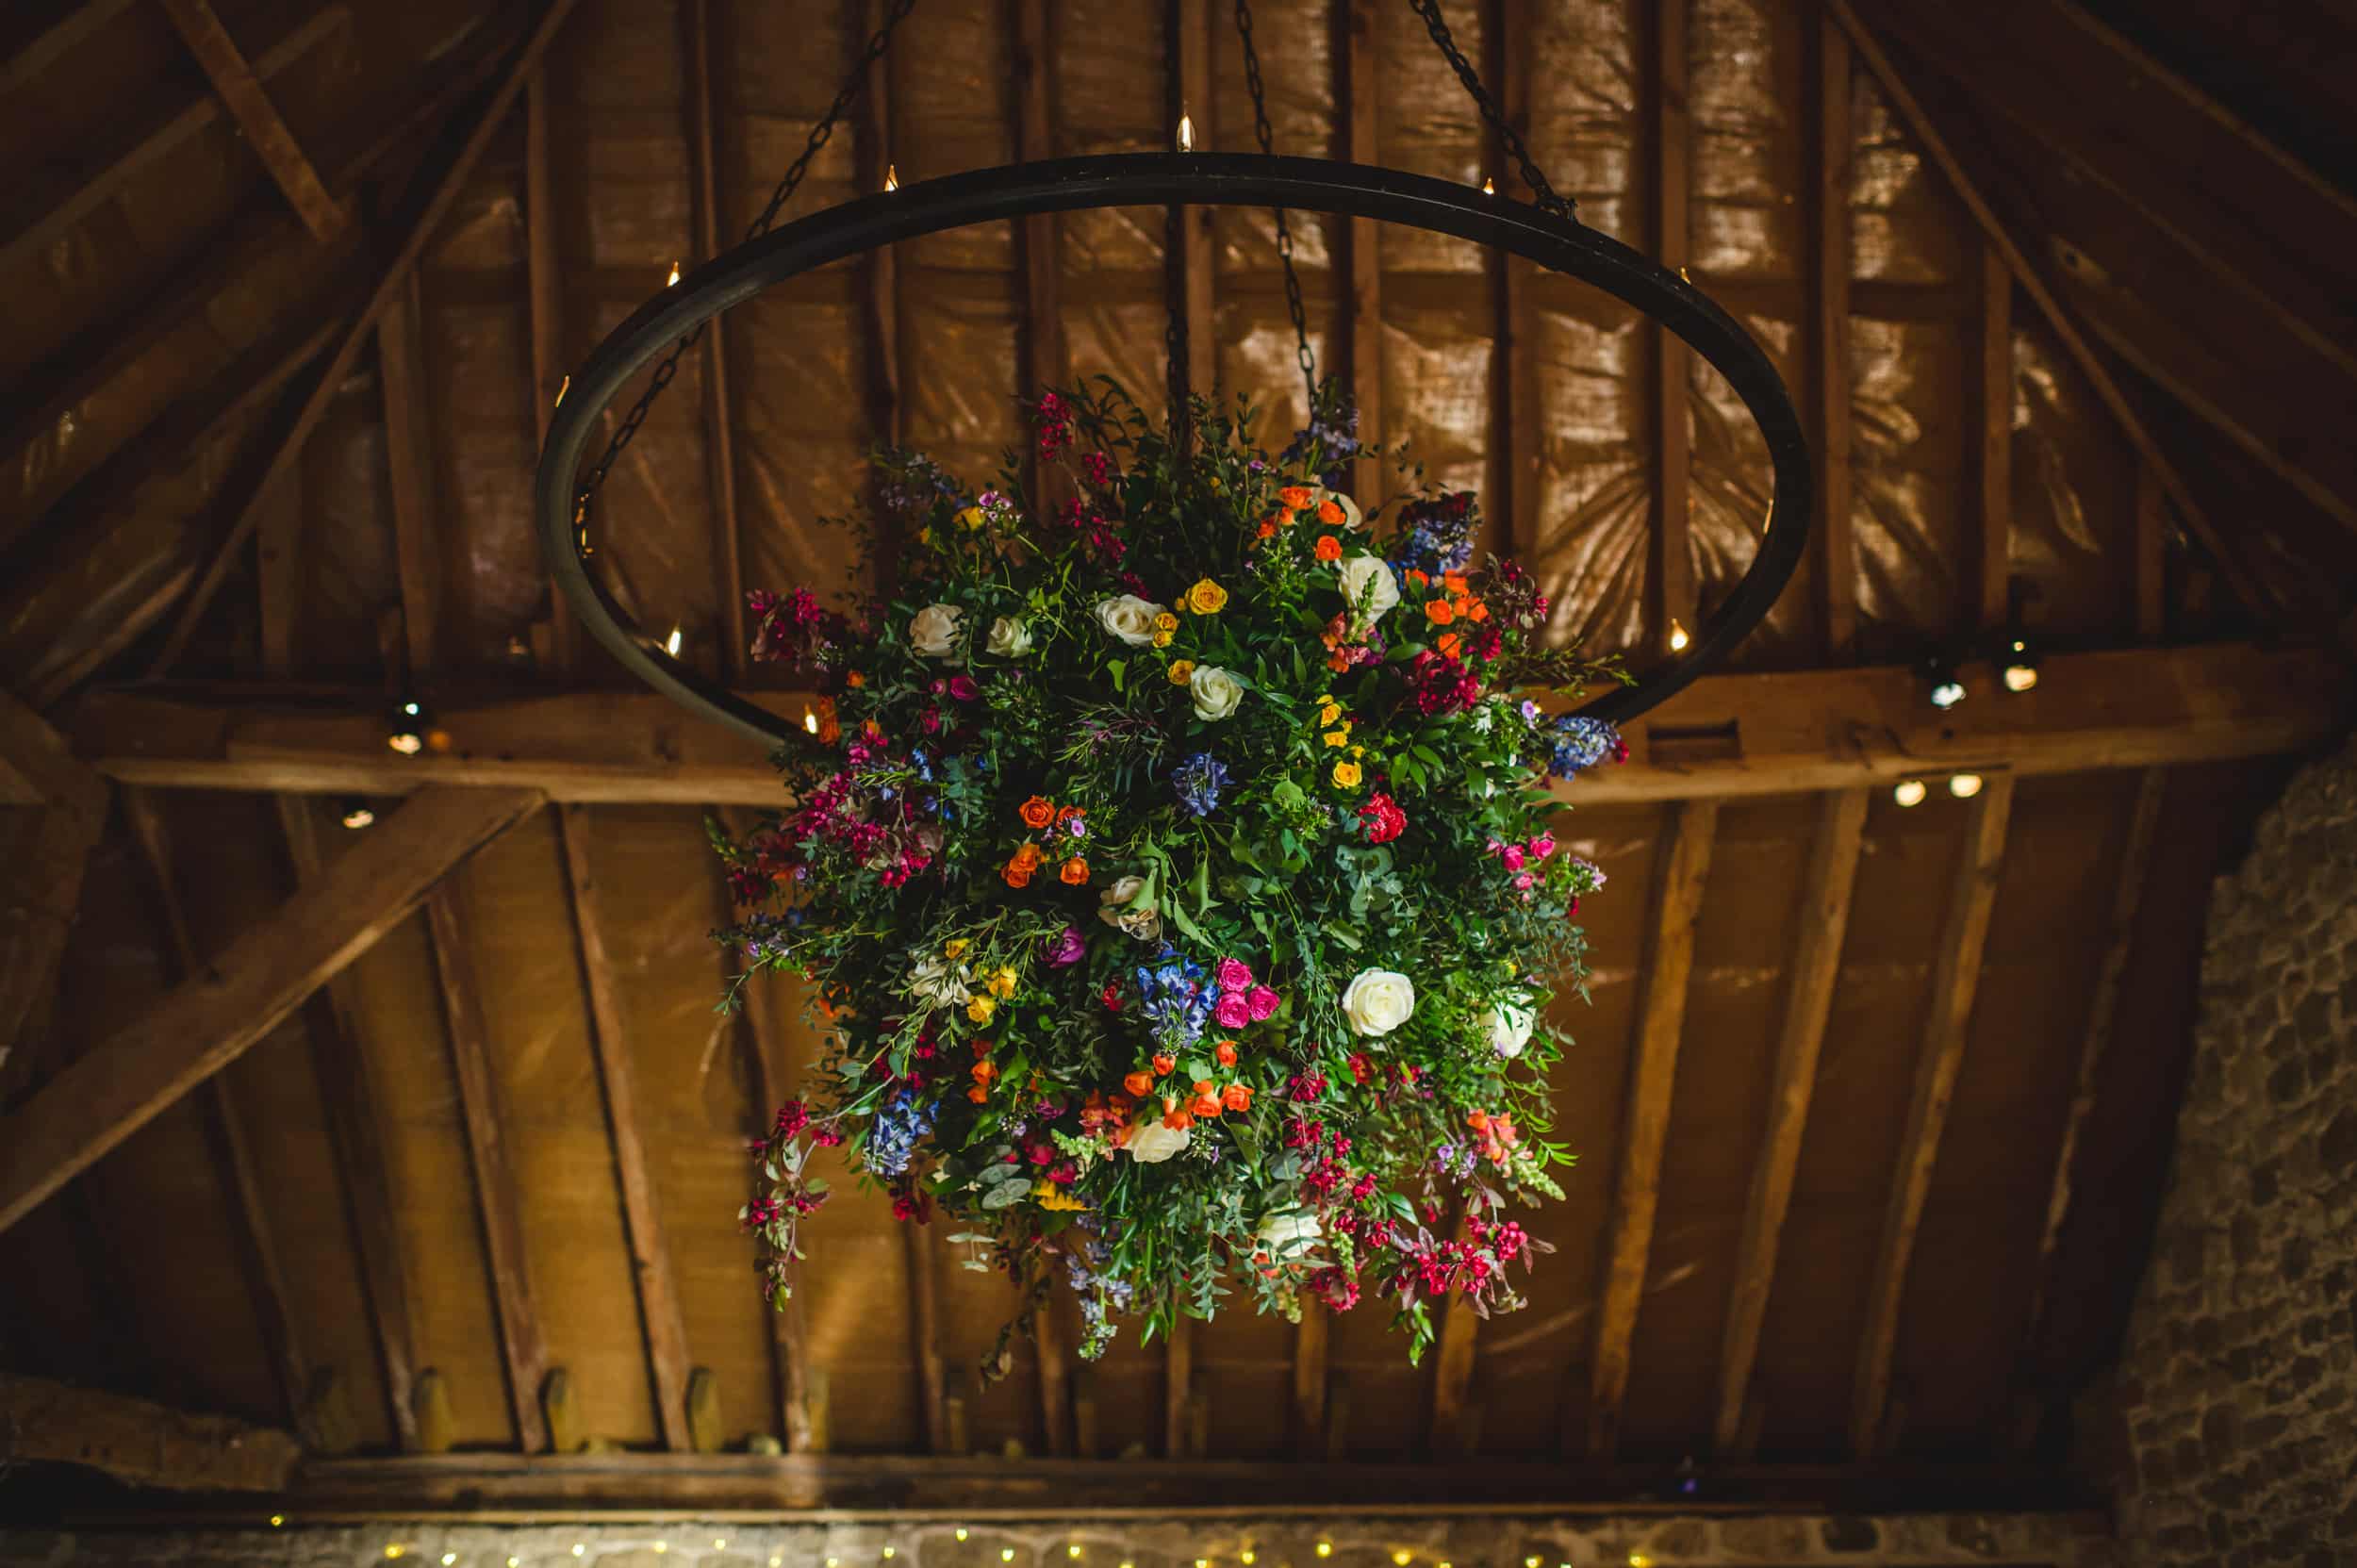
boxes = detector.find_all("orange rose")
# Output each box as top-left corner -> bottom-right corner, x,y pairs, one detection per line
973,1061 -> 997,1082
1123,1071 -> 1155,1098
1060,856 -> 1089,885
1425,599 -> 1455,625
1002,860 -> 1034,889
845,669 -> 865,687
1405,569 -> 1430,589
1256,519 -> 1277,540
1191,1090 -> 1225,1118
1221,1083 -> 1253,1113
967,1085 -> 988,1103
1279,486 -> 1315,510
1152,1052 -> 1177,1078
1013,841 -> 1045,870
1327,649 -> 1354,673
1442,572 -> 1469,594
1162,1109 -> 1195,1131
1437,632 -> 1463,660
1018,796 -> 1055,830
1314,535 -> 1343,563
1055,805 -> 1087,829
1465,599 -> 1490,621
1317,498 -> 1344,526
1466,1110 -> 1491,1132
1213,1040 -> 1238,1067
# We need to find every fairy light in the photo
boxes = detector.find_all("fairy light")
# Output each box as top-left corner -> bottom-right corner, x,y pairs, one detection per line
653,1544 -> 668,1556
771,1559 -> 784,1568
269,1516 -> 285,1528
668,259 -> 683,287
1393,1553 -> 1413,1564
884,1550 -> 898,1560
384,1550 -> 404,1561
665,624 -> 684,657
1893,778 -> 1928,808
1004,1550 -> 1018,1562
715,1542 -> 729,1552
1667,618 -> 1690,652
1071,1547 -> 1085,1559
1628,1557 -> 1653,1568
441,1554 -> 458,1565
884,162 -> 899,191
1240,1554 -> 1254,1564
571,1550 -> 585,1560
1316,1547 -> 1333,1560
1481,175 -> 1495,194
956,1529 -> 970,1543
1948,772 -> 1985,799
1525,1558 -> 1541,1567
1178,109 -> 1195,152
803,705 -> 820,734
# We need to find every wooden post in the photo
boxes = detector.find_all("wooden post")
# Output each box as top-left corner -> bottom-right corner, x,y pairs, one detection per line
1586,799 -> 1716,1459
1851,776 -> 2014,1456
1714,788 -> 1869,1454
1291,1301 -> 1330,1460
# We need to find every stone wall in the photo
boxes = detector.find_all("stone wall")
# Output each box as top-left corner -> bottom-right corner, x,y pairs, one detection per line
0,1511 -> 2118,1568
2108,738 -> 2357,1565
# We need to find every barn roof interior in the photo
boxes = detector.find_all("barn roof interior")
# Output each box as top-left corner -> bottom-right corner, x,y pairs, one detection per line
0,0 -> 2352,1549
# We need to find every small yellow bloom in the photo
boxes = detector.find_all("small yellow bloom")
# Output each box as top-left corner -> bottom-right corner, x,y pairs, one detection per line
1323,729 -> 1349,749
1154,612 -> 1179,633
1152,626 -> 1174,647
1033,1182 -> 1087,1212
966,994 -> 997,1026
1168,659 -> 1196,685
1318,700 -> 1343,727
954,504 -> 985,532
1350,744 -> 1365,757
943,938 -> 971,960
1181,578 -> 1229,615
1331,759 -> 1363,789
987,966 -> 1018,999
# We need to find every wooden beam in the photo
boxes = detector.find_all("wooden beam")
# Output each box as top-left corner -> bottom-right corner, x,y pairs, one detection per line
1823,0 -> 2269,618
423,884 -> 552,1452
1168,0 -> 1216,411
0,685 -> 105,814
1808,5 -> 1854,657
1162,1312 -> 1195,1460
1342,0 -> 1381,503
1033,1289 -> 1072,1458
555,803 -> 694,1451
287,1448 -> 2089,1516
157,0 -> 345,240
121,788 -> 312,1434
1713,787 -> 1869,1454
680,0 -> 744,683
2134,463 -> 2166,642
1647,0 -> 1692,657
0,804 -> 102,1065
1290,1300 -> 1329,1460
0,784 -> 542,1234
0,5 -> 348,274
76,641 -> 2348,806
379,271 -> 440,676
147,0 -> 585,679
0,1372 -> 298,1493
1850,775 -> 2014,1458
2016,767 -> 2166,1389
1975,242 -> 2011,631
2,0 -> 140,95
904,1223 -> 947,1452
1585,799 -> 1716,1459
275,795 -> 420,1451
1013,0 -> 1063,405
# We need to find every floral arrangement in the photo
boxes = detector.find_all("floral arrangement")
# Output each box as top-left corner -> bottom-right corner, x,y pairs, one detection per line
721,383 -> 1627,1366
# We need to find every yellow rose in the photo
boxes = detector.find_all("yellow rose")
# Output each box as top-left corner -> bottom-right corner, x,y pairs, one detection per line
943,938 -> 971,960
954,505 -> 985,532
988,966 -> 1018,999
1331,759 -> 1363,788
1154,612 -> 1179,633
1169,659 -> 1196,685
1182,578 -> 1228,615
1318,700 -> 1343,727
1152,626 -> 1174,647
1323,729 -> 1349,748
966,994 -> 997,1025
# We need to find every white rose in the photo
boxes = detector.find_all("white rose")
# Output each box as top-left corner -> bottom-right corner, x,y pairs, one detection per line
1339,966 -> 1416,1037
1485,997 -> 1538,1059
985,615 -> 1032,656
1255,1208 -> 1323,1258
1094,593 -> 1166,647
909,954 -> 971,1008
1335,555 -> 1400,623
908,602 -> 964,659
1122,1116 -> 1191,1164
1188,664 -> 1244,721
1097,876 -> 1162,941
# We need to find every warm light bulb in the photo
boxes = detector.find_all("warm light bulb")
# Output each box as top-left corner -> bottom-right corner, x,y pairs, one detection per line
715,1543 -> 728,1552
1893,778 -> 1928,808
572,1551 -> 585,1560
1393,1554 -> 1412,1565
653,1545 -> 668,1557
668,260 -> 683,287
1667,619 -> 1690,652
1240,1555 -> 1253,1565
665,625 -> 684,656
1525,1558 -> 1541,1567
1317,1548 -> 1333,1560
1481,175 -> 1495,194
1004,1553 -> 1017,1563
884,162 -> 899,191
442,1555 -> 458,1565
1629,1557 -> 1652,1568
957,1531 -> 970,1543
1948,772 -> 1985,799
385,1551 -> 404,1561
1178,110 -> 1195,152
270,1516 -> 285,1528
2003,662 -> 2038,693
387,732 -> 422,755
1072,1548 -> 1085,1559
884,1551 -> 898,1560
555,372 -> 570,407
803,706 -> 820,734
771,1559 -> 784,1568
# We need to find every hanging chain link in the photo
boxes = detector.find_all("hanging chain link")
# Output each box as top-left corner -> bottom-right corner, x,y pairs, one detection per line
1406,0 -> 1577,221
1232,0 -> 1318,412
572,0 -> 918,519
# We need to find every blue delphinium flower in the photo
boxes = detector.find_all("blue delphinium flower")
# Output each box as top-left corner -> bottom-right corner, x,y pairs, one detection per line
1546,715 -> 1624,780
1172,752 -> 1229,818
865,1092 -> 935,1179
1134,947 -> 1211,1047
1393,491 -> 1479,577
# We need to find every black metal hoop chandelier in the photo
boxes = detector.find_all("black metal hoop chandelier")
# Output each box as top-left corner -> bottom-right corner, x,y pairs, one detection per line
535,4 -> 1811,752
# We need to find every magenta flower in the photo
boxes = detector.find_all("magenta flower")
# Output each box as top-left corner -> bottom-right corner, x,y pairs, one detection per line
1215,957 -> 1253,995
948,674 -> 980,701
1500,844 -> 1526,872
1530,832 -> 1556,860
1043,925 -> 1086,966
1246,984 -> 1279,1022
1213,993 -> 1252,1032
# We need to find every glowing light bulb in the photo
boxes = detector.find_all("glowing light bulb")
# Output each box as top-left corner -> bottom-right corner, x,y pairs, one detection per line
1481,175 -> 1495,194
1072,1548 -> 1085,1559
1004,1551 -> 1018,1562
2003,662 -> 2038,693
803,705 -> 820,734
1629,1557 -> 1653,1568
1394,1554 -> 1413,1565
269,1516 -> 285,1528
385,1550 -> 404,1561
1317,1548 -> 1333,1560
510,1560 -> 521,1567
653,1545 -> 668,1557
957,1531 -> 970,1543
1667,619 -> 1690,652
1893,778 -> 1928,808
884,162 -> 899,191
442,1554 -> 459,1565
716,1543 -> 729,1552
772,1559 -> 784,1568
572,1550 -> 585,1560
1178,111 -> 1195,152
1241,1555 -> 1255,1565
1948,772 -> 1985,799
665,624 -> 684,656
885,1551 -> 898,1560
555,373 -> 570,407
1525,1558 -> 1541,1567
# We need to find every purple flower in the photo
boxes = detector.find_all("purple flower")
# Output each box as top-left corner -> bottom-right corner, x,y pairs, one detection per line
1213,994 -> 1251,1032
1043,926 -> 1087,966
1246,983 -> 1279,1022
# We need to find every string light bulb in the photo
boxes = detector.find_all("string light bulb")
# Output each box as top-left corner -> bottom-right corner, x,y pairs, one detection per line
269,1515 -> 285,1528
1920,649 -> 1968,709
714,1542 -> 728,1552
957,1530 -> 970,1543
571,1550 -> 585,1560
667,259 -> 682,287
1004,1551 -> 1018,1562
1948,772 -> 1985,799
1393,1553 -> 1413,1565
385,1550 -> 404,1561
884,1550 -> 898,1560
1072,1547 -> 1085,1559
653,1545 -> 668,1556
1317,1547 -> 1333,1560
1481,175 -> 1495,194
1241,1554 -> 1254,1564
1893,778 -> 1928,808
884,162 -> 899,191
442,1554 -> 458,1565
1667,618 -> 1690,652
1178,109 -> 1195,152
665,624 -> 684,657
2000,635 -> 2040,693
387,697 -> 430,755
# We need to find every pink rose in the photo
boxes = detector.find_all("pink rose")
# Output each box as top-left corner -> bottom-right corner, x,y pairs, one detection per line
1215,957 -> 1253,995
1530,833 -> 1556,860
1501,845 -> 1526,872
1213,994 -> 1252,1032
1246,984 -> 1279,1022
1511,871 -> 1536,891
948,674 -> 980,701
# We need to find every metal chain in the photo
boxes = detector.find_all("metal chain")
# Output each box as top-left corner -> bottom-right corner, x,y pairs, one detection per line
1405,0 -> 1577,220
1233,0 -> 1318,412
573,0 -> 918,518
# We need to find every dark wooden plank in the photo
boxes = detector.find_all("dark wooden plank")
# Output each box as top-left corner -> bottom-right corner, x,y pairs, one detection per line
0,785 -> 544,1233
1586,799 -> 1717,1459
0,1372 -> 298,1491
1850,775 -> 2014,1457
2134,462 -> 2166,641
157,0 -> 345,240
0,0 -> 140,95
555,803 -> 695,1451
1714,788 -> 1870,1454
